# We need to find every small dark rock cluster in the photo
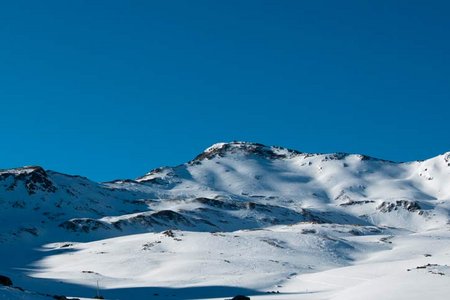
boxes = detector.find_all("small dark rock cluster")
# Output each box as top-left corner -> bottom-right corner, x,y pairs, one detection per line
0,275 -> 12,286
377,200 -> 421,213
231,295 -> 250,300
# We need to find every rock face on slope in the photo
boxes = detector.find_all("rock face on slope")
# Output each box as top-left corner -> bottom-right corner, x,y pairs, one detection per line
0,275 -> 12,286
0,166 -> 56,195
0,141 -> 449,241
191,142 -> 303,162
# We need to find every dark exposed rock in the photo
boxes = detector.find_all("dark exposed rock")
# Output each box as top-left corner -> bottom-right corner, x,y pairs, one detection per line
261,238 -> 286,249
416,263 -> 438,269
81,270 -> 99,274
23,168 -> 57,194
59,219 -> 110,233
123,199 -> 155,206
162,229 -> 175,237
340,200 -> 375,206
321,153 -> 349,161
320,153 -> 390,162
231,296 -> 251,300
245,202 -> 257,210
20,227 -> 39,236
377,200 -> 421,213
0,166 -> 57,195
349,229 -> 362,235
380,236 -> 394,244
113,214 -> 160,230
444,153 -> 450,164
190,142 -> 301,163
0,275 -> 12,286
299,209 -> 327,224
152,210 -> 192,225
142,240 -> 161,250
301,228 -> 317,234
136,167 -> 176,183
141,177 -> 169,185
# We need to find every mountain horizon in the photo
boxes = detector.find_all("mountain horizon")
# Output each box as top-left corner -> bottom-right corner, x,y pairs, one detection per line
1,140 -> 450,299
2,141 -> 449,183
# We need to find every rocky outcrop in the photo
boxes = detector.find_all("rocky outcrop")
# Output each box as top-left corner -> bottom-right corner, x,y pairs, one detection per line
377,200 -> 421,213
0,275 -> 12,286
0,166 -> 56,194
190,142 -> 302,163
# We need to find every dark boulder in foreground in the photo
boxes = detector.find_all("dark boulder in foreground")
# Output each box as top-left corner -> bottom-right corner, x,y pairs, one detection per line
231,296 -> 250,300
0,275 -> 13,286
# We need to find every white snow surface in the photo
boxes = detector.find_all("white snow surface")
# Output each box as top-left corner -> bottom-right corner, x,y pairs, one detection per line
0,142 -> 449,299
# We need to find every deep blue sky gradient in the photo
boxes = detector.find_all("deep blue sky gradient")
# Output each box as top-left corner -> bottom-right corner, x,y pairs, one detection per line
0,1 -> 449,181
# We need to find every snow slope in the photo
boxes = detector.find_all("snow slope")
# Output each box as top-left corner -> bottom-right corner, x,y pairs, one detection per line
0,142 -> 449,299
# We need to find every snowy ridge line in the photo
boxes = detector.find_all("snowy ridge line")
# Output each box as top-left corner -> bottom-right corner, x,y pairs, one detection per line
0,142 -> 449,299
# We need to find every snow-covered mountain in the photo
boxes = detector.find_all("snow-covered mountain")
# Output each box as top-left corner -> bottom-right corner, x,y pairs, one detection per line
1,142 -> 449,300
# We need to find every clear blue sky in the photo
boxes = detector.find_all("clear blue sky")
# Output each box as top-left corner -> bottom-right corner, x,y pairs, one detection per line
0,1 -> 449,181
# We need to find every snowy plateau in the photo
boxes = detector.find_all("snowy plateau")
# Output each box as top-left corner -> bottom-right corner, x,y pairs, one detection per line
0,142 -> 449,300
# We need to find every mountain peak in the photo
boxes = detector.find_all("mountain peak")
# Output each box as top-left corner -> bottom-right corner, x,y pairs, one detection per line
191,141 -> 302,162
443,151 -> 450,162
0,165 -> 56,195
0,165 -> 46,176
